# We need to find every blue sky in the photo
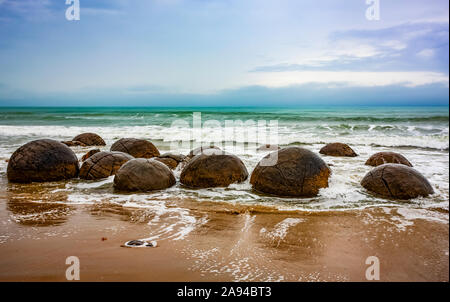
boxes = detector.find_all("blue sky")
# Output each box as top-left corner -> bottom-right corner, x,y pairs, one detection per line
0,0 -> 448,106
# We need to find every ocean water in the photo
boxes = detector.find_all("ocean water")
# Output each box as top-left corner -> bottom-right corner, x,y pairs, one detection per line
0,106 -> 448,241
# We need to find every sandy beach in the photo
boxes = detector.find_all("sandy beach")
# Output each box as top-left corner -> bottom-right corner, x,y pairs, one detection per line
0,176 -> 448,282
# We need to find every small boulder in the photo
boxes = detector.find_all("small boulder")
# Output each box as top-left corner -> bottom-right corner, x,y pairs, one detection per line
319,143 -> 358,157
114,158 -> 176,192
79,151 -> 134,180
361,164 -> 433,200
155,152 -> 187,169
7,139 -> 79,183
81,149 -> 101,161
250,147 -> 331,197
180,152 -> 248,188
61,140 -> 87,147
365,152 -> 412,167
72,133 -> 106,146
110,138 -> 160,158
186,145 -> 222,160
154,157 -> 178,170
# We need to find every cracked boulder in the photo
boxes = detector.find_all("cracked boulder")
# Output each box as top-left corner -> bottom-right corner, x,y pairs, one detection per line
72,133 -> 106,146
250,147 -> 331,197
319,142 -> 358,157
180,151 -> 248,188
81,149 -> 101,161
79,151 -> 134,180
114,158 -> 176,191
7,139 -> 79,183
110,138 -> 160,158
361,164 -> 433,200
365,152 -> 412,167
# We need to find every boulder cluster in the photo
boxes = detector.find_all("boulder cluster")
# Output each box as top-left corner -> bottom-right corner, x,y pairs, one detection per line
6,135 -> 434,200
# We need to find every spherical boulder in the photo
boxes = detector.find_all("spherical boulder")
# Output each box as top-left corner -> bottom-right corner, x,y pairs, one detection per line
186,145 -> 222,160
319,143 -> 358,157
79,151 -> 134,180
110,138 -> 160,159
81,149 -> 101,161
361,164 -> 433,200
365,152 -> 412,167
72,133 -> 106,146
180,152 -> 248,188
113,158 -> 176,192
250,147 -> 331,197
7,139 -> 79,183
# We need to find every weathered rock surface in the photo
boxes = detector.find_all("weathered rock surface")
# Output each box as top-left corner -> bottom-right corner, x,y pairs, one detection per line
81,149 -> 101,161
110,138 -> 160,158
180,152 -> 248,188
79,151 -> 133,180
113,158 -> 176,191
72,133 -> 106,146
319,143 -> 358,157
365,152 -> 412,167
361,164 -> 433,200
61,141 -> 87,147
250,147 -> 331,197
7,139 -> 79,183
154,157 -> 178,170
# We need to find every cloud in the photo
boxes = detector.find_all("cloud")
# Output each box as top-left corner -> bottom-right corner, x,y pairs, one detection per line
251,21 -> 449,74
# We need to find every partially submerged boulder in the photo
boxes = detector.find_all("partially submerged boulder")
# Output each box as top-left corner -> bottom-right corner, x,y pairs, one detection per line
114,158 -> 176,192
361,164 -> 433,200
81,149 -> 101,161
180,152 -> 248,188
72,133 -> 106,146
110,138 -> 160,159
79,151 -> 133,180
155,152 -> 187,170
365,152 -> 412,167
61,140 -> 87,147
250,147 -> 331,197
319,143 -> 358,157
7,139 -> 79,183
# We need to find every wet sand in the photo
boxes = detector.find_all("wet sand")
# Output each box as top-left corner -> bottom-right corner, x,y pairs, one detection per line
0,179 -> 448,282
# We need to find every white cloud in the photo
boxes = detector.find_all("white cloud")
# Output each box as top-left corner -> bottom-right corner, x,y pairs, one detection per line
416,48 -> 435,58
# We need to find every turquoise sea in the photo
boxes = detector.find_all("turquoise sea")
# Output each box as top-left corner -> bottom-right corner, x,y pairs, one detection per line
0,106 -> 448,211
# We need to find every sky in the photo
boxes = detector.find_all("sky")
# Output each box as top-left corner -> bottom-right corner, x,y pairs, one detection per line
0,0 -> 448,106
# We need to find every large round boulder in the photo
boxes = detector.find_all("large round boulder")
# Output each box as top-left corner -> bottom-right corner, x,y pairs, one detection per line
7,139 -> 79,183
180,152 -> 248,188
365,152 -> 412,167
319,143 -> 358,157
72,133 -> 106,146
113,158 -> 176,192
79,151 -> 134,180
250,147 -> 331,197
186,145 -> 221,160
110,138 -> 160,159
361,164 -> 433,200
